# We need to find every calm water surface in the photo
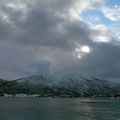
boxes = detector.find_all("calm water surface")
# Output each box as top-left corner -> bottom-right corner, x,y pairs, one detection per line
0,98 -> 120,120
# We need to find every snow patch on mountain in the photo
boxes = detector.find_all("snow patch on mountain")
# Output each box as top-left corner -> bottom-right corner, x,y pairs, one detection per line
0,64 -> 22,80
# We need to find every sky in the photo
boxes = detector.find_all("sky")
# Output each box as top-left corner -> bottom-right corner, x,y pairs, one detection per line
0,0 -> 120,81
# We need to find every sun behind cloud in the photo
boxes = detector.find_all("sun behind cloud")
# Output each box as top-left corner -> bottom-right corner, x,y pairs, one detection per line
81,46 -> 90,53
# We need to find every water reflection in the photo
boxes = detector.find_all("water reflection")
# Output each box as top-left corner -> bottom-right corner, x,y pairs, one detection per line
0,98 -> 120,120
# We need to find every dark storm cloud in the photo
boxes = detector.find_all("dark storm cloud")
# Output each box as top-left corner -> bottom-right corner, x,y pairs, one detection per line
79,43 -> 120,81
0,19 -> 15,41
0,0 -> 120,81
0,0 -> 94,50
0,0 -> 97,49
15,9 -> 93,50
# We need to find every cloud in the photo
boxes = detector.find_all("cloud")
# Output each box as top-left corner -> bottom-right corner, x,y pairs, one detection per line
79,43 -> 120,81
90,24 -> 111,42
1,0 -> 99,49
102,5 -> 120,21
0,0 -> 120,82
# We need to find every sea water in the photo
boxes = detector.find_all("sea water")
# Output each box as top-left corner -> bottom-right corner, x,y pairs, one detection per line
0,98 -> 120,120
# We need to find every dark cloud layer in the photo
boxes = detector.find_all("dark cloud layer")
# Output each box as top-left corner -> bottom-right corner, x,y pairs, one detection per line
80,43 -> 120,81
0,0 -> 120,82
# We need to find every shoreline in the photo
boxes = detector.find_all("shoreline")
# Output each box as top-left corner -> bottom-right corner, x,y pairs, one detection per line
0,93 -> 120,99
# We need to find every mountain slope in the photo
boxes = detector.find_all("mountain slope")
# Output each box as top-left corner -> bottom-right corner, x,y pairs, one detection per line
0,64 -> 21,80
0,74 -> 119,97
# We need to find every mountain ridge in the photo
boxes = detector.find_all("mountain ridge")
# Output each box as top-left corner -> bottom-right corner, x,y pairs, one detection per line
0,74 -> 120,98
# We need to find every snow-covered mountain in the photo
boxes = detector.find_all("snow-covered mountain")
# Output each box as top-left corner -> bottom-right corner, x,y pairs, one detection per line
0,65 -> 119,97
1,74 -> 118,97
0,64 -> 22,80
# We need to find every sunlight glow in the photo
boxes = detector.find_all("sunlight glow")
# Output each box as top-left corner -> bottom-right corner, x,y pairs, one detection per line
77,54 -> 82,58
75,45 -> 90,59
81,46 -> 90,53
